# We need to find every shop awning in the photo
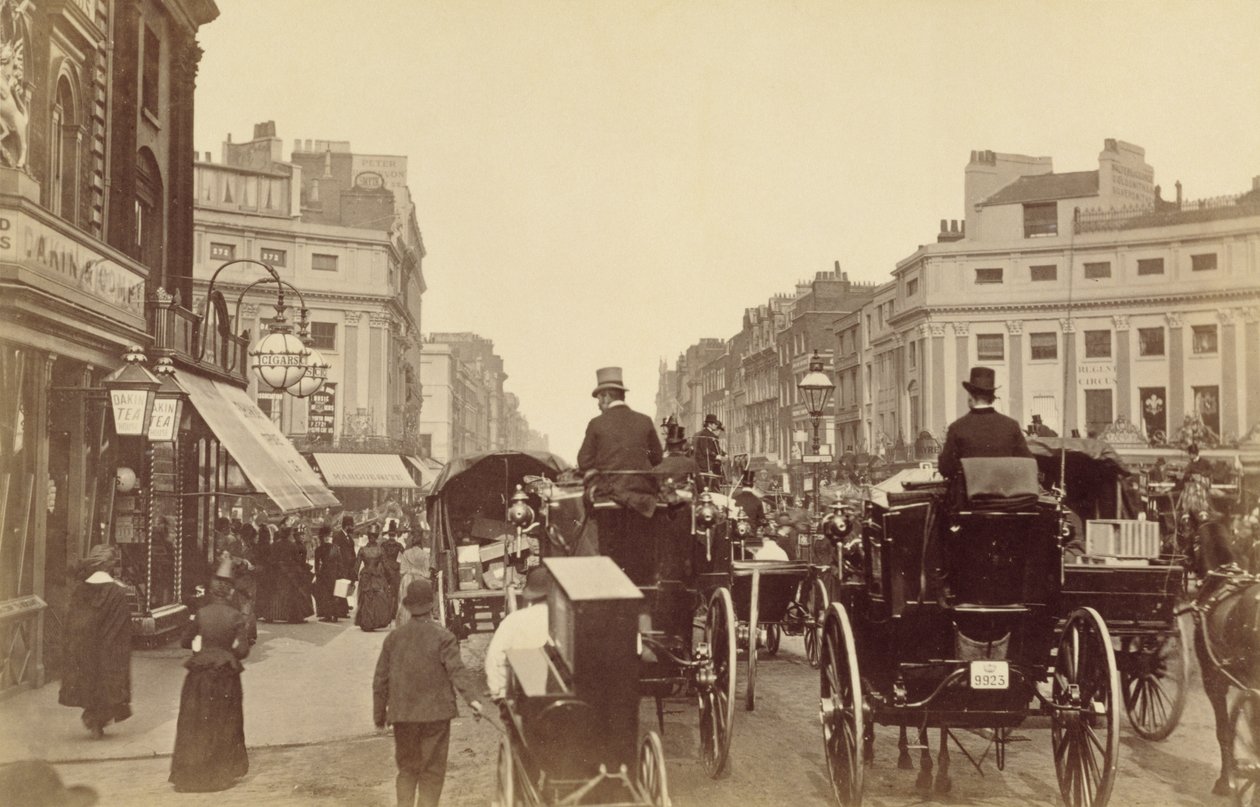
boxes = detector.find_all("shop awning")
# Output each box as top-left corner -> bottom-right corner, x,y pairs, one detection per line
179,373 -> 340,513
312,453 -> 419,489
404,455 -> 444,489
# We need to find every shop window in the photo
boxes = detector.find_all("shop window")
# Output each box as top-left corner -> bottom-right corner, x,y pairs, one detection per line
1084,330 -> 1111,359
1138,327 -> 1165,357
1192,325 -> 1218,354
1191,253 -> 1217,272
1023,202 -> 1057,237
142,26 -> 160,117
260,248 -> 286,266
1030,332 -> 1058,360
975,267 -> 1003,284
1084,261 -> 1111,279
1030,264 -> 1057,281
1137,257 -> 1164,275
976,334 -> 1004,361
312,253 -> 338,271
309,322 -> 336,350
210,242 -> 235,261
1084,388 -> 1113,437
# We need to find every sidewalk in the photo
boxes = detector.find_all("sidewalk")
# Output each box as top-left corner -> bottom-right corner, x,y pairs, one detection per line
0,618 -> 490,765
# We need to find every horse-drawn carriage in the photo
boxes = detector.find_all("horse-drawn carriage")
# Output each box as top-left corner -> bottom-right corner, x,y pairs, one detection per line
818,456 -> 1123,807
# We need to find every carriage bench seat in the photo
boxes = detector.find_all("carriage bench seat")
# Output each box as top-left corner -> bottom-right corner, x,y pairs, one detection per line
960,457 -> 1040,511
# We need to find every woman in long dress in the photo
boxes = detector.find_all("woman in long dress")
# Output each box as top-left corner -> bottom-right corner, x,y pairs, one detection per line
59,544 -> 132,738
353,529 -> 393,631
169,567 -> 250,793
381,538 -> 403,623
256,528 -> 313,623
312,525 -> 343,622
395,533 -> 431,625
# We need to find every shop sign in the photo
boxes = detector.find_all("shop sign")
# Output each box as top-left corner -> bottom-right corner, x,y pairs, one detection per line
110,390 -> 149,436
148,398 -> 179,441
0,210 -> 146,318
354,171 -> 385,190
1077,364 -> 1116,387
308,382 -> 336,442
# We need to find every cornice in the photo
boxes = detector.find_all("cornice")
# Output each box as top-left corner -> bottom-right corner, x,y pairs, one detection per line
919,287 -> 1259,318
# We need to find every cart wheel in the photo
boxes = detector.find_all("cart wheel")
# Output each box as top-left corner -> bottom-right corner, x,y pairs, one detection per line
745,570 -> 761,712
820,602 -> 863,806
699,586 -> 737,778
805,576 -> 830,669
1052,607 -> 1120,807
638,730 -> 672,807
1230,690 -> 1260,807
495,734 -> 517,807
1121,619 -> 1190,741
766,624 -> 782,657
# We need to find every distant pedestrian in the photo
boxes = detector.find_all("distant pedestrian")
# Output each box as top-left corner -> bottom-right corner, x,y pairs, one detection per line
374,579 -> 483,807
333,516 -> 357,618
382,538 -> 403,624
313,525 -> 343,622
355,528 -> 394,632
169,559 -> 250,793
396,533 -> 431,626
256,527 -> 314,623
59,544 -> 132,739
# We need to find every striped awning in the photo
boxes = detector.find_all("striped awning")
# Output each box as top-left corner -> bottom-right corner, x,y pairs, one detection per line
404,455 -> 444,489
312,453 -> 419,489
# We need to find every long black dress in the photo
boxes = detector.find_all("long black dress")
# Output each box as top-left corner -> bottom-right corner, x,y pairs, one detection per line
169,595 -> 250,792
59,575 -> 133,733
312,541 -> 344,620
256,538 -> 314,623
353,543 -> 393,631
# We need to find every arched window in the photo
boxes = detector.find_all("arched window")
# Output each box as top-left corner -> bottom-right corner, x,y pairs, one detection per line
49,75 -> 80,222
135,148 -> 164,272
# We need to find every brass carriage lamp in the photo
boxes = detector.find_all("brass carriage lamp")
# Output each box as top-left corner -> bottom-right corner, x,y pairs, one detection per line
249,306 -> 310,393
103,346 -> 161,437
148,357 -> 187,442
506,485 -> 535,527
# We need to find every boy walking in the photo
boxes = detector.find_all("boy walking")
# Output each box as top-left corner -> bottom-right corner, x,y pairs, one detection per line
374,579 -> 483,807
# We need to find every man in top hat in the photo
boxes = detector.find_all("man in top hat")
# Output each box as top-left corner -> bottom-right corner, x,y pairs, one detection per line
1026,413 -> 1058,438
693,414 -> 727,490
937,366 -> 1031,484
652,418 -> 699,485
484,566 -> 552,701
732,469 -> 767,534
577,367 -> 663,518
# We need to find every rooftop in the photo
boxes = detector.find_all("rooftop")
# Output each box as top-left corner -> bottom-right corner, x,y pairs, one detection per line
979,170 -> 1099,207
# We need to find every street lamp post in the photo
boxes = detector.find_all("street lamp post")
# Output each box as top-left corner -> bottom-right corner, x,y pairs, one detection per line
798,350 -> 835,533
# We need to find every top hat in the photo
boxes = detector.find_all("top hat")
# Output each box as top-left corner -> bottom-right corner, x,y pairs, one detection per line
703,413 -> 723,429
402,579 -> 435,614
665,423 -> 687,446
962,366 -> 999,395
591,367 -> 629,397
738,469 -> 758,488
1031,414 -> 1043,424
0,760 -> 98,807
521,565 -> 551,602
660,414 -> 679,429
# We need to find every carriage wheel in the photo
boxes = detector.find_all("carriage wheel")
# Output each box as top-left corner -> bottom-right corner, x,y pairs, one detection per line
1052,607 -> 1121,807
1231,690 -> 1260,807
804,576 -> 831,669
1121,620 -> 1190,741
745,570 -> 761,712
766,624 -> 782,657
495,734 -> 517,807
819,602 -> 864,806
698,586 -> 737,778
638,730 -> 672,807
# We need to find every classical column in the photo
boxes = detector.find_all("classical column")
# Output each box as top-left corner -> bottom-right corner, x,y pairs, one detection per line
1246,308 -> 1260,433
1166,312 -> 1184,432
952,321 -> 970,417
369,313 -> 390,436
1113,315 -> 1131,425
1006,320 -> 1024,425
1061,318 -> 1078,435
344,311 -> 361,412
1219,308 -> 1238,440
929,323 -> 946,438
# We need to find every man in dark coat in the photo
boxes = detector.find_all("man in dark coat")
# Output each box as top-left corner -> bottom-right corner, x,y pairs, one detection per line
59,544 -> 132,738
332,515 -> 357,618
693,414 -> 726,490
652,418 -> 698,486
374,579 -> 483,807
1027,414 -> 1058,437
937,367 -> 1032,483
577,367 -> 663,517
733,470 -> 767,534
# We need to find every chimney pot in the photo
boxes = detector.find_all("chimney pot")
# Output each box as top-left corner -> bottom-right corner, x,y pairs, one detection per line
940,218 -> 947,232
1176,180 -> 1183,207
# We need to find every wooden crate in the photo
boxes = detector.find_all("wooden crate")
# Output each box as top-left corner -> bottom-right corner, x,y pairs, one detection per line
1084,519 -> 1161,559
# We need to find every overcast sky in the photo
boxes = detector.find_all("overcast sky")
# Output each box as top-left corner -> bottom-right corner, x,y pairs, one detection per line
194,1 -> 1260,462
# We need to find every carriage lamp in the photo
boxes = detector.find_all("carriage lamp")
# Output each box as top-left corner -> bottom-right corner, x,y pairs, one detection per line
695,491 -> 719,528
507,485 -> 535,528
250,308 -> 310,393
823,508 -> 854,545
734,508 -> 753,539
103,346 -> 161,437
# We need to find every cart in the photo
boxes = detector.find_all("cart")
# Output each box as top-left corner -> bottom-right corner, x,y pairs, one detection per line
427,450 -> 568,638
497,556 -> 669,806
819,458 -> 1122,807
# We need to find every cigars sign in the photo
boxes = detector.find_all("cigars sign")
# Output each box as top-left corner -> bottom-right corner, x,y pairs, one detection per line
0,210 -> 146,320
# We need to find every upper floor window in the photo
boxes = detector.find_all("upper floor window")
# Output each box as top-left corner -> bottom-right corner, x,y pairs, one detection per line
1137,257 -> 1165,276
1084,330 -> 1112,359
311,253 -> 339,271
1191,253 -> 1217,272
906,278 -> 918,297
210,242 -> 235,261
260,248 -> 286,266
976,334 -> 1004,361
142,26 -> 160,117
1030,332 -> 1058,360
308,322 -> 336,350
1138,327 -> 1165,357
1084,261 -> 1111,279
1192,325 -> 1218,354
1030,264 -> 1057,282
908,340 -> 917,369
1023,202 -> 1057,238
975,267 -> 1003,284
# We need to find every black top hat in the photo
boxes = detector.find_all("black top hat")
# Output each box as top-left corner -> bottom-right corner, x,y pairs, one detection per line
1031,414 -> 1043,424
739,469 -> 757,488
962,366 -> 998,395
591,367 -> 629,397
703,414 -> 723,429
665,423 -> 687,446
660,414 -> 679,428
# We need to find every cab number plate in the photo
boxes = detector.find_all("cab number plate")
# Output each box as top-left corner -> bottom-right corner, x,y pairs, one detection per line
969,660 -> 1009,690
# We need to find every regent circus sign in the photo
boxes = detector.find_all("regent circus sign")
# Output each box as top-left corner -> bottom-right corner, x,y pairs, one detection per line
0,210 -> 146,318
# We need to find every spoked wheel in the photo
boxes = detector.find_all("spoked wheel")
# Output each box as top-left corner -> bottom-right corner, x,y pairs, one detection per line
766,624 -> 781,656
1052,607 -> 1121,807
1121,619 -> 1190,741
638,730 -> 672,807
745,570 -> 761,712
698,586 -> 737,778
819,602 -> 864,806
1231,690 -> 1260,807
804,576 -> 831,669
495,734 -> 517,807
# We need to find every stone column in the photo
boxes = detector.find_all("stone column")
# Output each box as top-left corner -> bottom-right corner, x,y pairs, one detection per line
369,313 -> 390,437
1061,318 -> 1078,435
1006,320 -> 1024,425
67,364 -> 94,566
344,312 -> 361,415
1219,308 -> 1238,440
952,321 -> 970,417
929,323 -> 946,438
1113,315 -> 1131,425
1246,308 -> 1260,434
1166,312 -> 1184,433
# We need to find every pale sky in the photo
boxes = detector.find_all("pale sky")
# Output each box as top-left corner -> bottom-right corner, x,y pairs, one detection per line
194,1 -> 1260,462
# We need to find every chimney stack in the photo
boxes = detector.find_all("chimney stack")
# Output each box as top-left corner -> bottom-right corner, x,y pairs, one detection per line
1176,180 -> 1183,208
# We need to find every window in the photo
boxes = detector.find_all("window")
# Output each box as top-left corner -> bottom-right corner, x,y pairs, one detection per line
1084,261 -> 1111,279
1193,385 -> 1220,435
1030,264 -> 1057,282
1191,253 -> 1217,272
975,267 -> 1003,284
260,248 -> 286,266
1192,325 -> 1218,354
142,26 -> 160,116
256,393 -> 283,427
311,253 -> 338,271
976,334 -> 1004,361
1139,387 -> 1167,437
309,322 -> 336,351
135,148 -> 163,270
906,278 -> 918,297
908,340 -> 917,370
1137,258 -> 1164,276
1084,330 -> 1111,359
1030,332 -> 1058,360
210,242 -> 235,260
1084,389 -> 1114,437
1023,202 -> 1057,237
1137,327 -> 1165,357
